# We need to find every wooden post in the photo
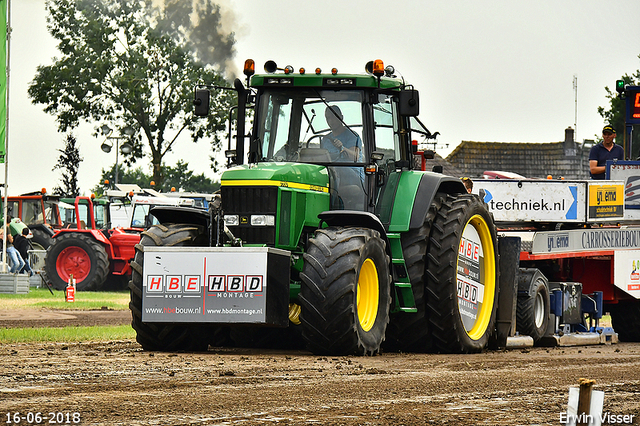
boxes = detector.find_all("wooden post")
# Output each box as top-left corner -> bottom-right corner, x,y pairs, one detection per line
577,378 -> 596,426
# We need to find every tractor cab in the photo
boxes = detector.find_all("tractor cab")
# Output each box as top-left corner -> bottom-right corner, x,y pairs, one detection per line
60,196 -> 110,231
192,60 -> 444,250
236,60 -> 434,213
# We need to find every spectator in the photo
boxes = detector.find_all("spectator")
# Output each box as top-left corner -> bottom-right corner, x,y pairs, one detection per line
13,227 -> 34,276
0,219 -> 25,274
589,125 -> 624,179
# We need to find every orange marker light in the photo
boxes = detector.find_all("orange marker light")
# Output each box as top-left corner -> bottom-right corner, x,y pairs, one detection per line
315,68 -> 322,75
244,59 -> 255,77
41,188 -> 47,194
373,59 -> 385,77
299,68 -> 306,74
104,180 -> 109,185
331,68 -> 338,75
171,187 -> 176,192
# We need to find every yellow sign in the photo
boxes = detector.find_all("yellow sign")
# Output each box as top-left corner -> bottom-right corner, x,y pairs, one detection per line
588,183 -> 624,219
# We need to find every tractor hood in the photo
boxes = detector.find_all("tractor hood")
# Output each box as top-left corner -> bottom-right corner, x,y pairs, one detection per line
221,162 -> 330,190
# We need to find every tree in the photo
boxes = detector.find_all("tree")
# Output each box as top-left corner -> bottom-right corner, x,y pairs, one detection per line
598,58 -> 640,158
52,134 -> 83,197
29,0 -> 237,187
95,161 -> 219,195
161,160 -> 220,193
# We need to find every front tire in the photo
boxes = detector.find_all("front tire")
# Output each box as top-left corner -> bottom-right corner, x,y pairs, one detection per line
43,232 -> 109,291
300,227 -> 391,355
426,194 -> 499,353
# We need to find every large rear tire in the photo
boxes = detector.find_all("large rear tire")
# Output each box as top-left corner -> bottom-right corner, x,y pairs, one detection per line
426,194 -> 499,353
43,232 -> 109,291
610,300 -> 640,342
299,227 -> 391,355
129,224 -> 219,352
384,193 -> 445,353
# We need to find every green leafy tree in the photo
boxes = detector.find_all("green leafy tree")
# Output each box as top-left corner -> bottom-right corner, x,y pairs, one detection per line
29,0 -> 236,187
52,134 -> 83,197
161,160 -> 220,193
598,58 -> 640,158
95,161 -> 218,195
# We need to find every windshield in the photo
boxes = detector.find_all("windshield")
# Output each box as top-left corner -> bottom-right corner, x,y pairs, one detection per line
94,204 -> 108,229
255,89 -> 365,164
131,205 -> 160,228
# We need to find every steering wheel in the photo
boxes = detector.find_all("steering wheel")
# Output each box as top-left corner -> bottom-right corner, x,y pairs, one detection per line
305,133 -> 329,148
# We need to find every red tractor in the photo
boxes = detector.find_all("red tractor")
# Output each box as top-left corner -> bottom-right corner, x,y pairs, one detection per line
43,196 -> 141,291
3,190 -> 63,251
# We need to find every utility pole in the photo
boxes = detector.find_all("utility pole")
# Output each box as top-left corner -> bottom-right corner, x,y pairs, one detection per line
573,74 -> 578,142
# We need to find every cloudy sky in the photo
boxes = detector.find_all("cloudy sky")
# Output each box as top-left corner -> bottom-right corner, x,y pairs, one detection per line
6,0 -> 640,195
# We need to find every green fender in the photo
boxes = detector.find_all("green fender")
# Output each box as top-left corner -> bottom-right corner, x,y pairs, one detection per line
388,171 -> 466,233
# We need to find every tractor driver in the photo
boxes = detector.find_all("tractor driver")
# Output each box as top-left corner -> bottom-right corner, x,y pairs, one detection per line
321,106 -> 362,163
321,106 -> 365,186
321,105 -> 366,209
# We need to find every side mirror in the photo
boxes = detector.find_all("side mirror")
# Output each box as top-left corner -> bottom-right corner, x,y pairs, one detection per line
398,89 -> 419,117
194,88 -> 210,117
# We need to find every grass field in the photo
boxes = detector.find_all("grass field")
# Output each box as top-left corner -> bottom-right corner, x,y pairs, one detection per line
0,288 -> 130,310
0,289 -> 133,342
0,325 -> 135,343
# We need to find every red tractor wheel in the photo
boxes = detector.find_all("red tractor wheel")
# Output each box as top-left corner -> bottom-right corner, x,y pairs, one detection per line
44,232 -> 109,291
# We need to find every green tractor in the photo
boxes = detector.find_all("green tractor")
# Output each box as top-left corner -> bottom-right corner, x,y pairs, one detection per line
129,59 -> 500,355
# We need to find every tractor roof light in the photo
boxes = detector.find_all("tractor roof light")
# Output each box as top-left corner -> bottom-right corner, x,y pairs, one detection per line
264,60 -> 277,73
41,188 -> 47,195
372,59 -> 385,77
244,59 -> 255,77
385,65 -> 395,77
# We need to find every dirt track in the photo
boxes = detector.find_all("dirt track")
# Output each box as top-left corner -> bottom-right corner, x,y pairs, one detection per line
1,310 -> 640,425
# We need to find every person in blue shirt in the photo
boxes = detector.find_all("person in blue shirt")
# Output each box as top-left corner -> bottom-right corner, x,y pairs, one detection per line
321,106 -> 362,163
589,125 -> 624,179
321,106 -> 364,186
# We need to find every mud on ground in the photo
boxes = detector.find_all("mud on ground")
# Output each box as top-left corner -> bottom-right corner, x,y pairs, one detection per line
1,310 -> 640,425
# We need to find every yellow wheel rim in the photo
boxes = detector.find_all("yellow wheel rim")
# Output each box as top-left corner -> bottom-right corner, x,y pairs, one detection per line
357,258 -> 379,332
457,214 -> 496,340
